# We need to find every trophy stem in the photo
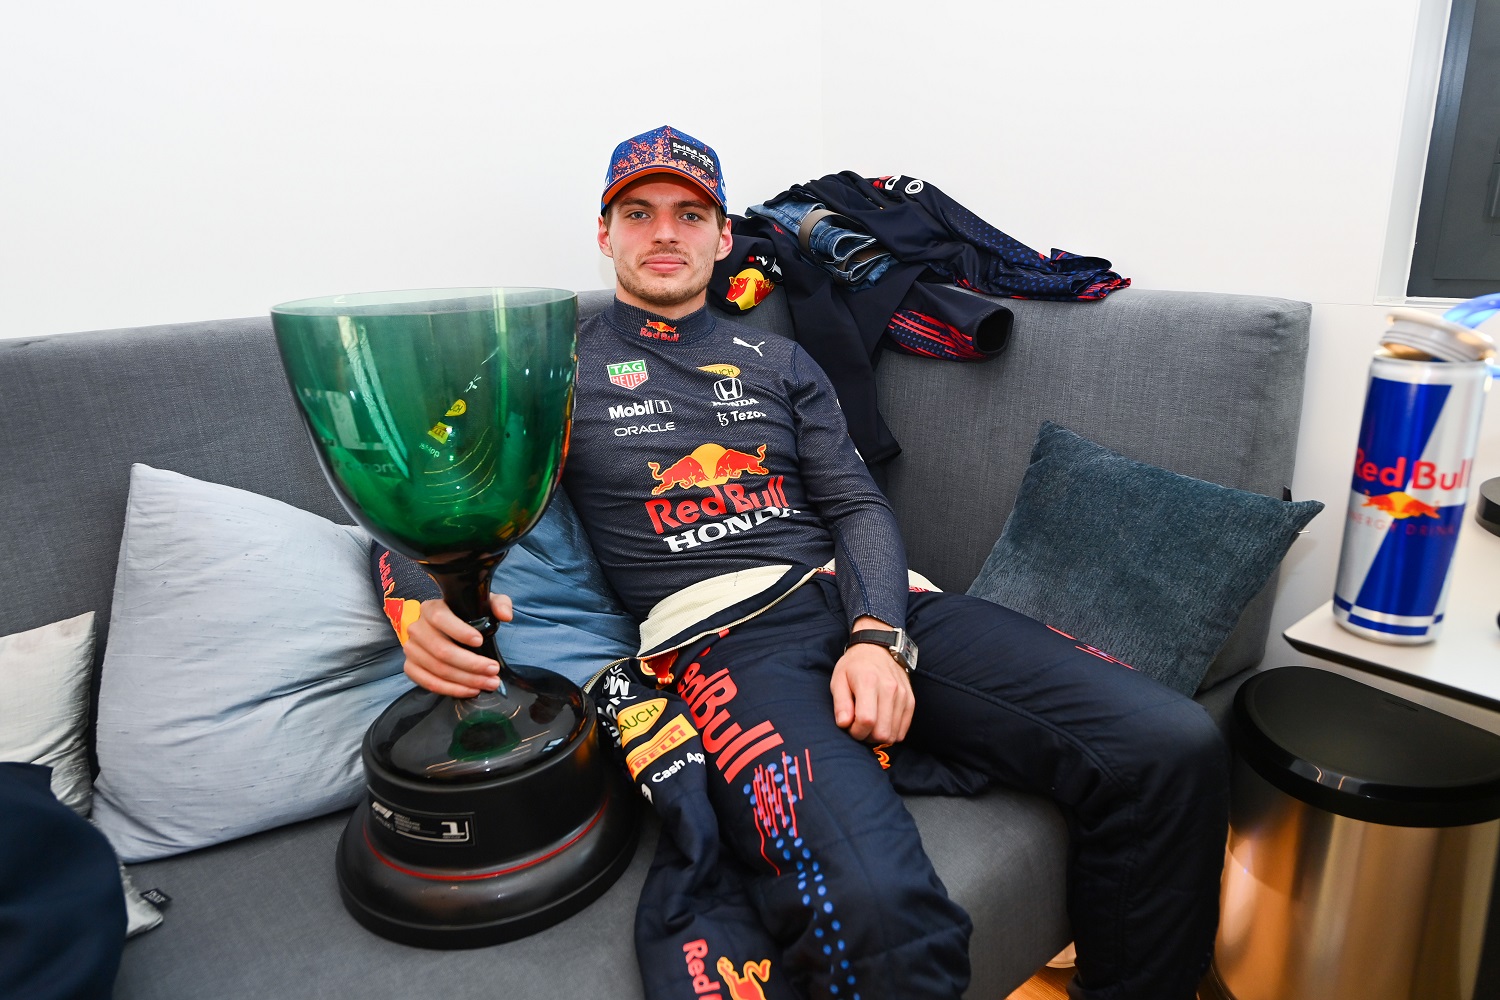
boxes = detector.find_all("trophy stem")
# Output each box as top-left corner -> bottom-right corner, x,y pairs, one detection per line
426,551 -> 513,696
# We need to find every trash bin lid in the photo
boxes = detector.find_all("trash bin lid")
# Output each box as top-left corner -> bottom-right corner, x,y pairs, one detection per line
1234,667 -> 1500,827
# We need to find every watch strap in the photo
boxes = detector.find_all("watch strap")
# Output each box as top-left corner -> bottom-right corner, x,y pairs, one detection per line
846,628 -> 917,674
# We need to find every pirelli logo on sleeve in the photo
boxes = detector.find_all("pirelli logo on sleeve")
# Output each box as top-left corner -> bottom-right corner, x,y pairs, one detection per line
625,713 -> 698,779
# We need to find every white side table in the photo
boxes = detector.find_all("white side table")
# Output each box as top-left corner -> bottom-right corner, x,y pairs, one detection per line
1285,512 -> 1500,712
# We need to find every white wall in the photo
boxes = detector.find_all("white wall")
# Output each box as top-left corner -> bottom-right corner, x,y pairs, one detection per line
4,1 -> 1490,670
0,1 -> 823,334
823,0 -> 1498,668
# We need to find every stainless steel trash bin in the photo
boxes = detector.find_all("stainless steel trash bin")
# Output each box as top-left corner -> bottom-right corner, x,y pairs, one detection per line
1215,667 -> 1500,1000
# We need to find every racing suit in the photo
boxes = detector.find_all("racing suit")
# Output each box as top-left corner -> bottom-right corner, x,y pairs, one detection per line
400,299 -> 1226,1000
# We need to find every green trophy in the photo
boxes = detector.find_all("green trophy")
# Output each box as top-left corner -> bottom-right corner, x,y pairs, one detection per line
272,288 -> 636,948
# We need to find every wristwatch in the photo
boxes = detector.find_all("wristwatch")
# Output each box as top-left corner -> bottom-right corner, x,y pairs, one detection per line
847,627 -> 918,675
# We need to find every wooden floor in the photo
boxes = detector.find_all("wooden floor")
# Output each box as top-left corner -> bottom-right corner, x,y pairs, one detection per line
1005,963 -> 1232,1000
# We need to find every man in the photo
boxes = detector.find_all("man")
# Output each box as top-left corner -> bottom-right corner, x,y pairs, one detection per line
403,125 -> 1227,1000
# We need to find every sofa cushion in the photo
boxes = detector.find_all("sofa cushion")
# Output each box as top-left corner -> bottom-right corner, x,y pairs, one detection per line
91,465 -> 412,863
115,791 -> 1067,1000
968,422 -> 1323,695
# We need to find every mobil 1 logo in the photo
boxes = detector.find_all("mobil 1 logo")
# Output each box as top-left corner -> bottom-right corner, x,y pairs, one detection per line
611,398 -> 676,436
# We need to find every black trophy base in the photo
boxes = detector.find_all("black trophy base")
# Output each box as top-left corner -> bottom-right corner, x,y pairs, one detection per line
335,803 -> 637,948
334,700 -> 639,949
335,783 -> 638,949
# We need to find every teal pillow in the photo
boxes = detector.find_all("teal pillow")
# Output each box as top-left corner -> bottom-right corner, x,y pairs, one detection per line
967,422 -> 1323,696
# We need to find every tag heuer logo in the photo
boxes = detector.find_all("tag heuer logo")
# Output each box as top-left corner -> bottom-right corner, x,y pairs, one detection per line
608,360 -> 649,390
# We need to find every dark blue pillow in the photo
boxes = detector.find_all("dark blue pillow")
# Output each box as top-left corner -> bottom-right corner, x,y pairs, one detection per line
373,489 -> 637,686
967,422 -> 1323,696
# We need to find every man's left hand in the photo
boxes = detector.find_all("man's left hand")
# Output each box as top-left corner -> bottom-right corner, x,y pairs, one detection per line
831,623 -> 914,745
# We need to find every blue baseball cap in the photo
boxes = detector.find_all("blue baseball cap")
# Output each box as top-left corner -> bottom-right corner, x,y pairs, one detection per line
601,125 -> 726,214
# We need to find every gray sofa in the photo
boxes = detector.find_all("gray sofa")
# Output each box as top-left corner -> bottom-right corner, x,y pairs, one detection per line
0,286 -> 1311,999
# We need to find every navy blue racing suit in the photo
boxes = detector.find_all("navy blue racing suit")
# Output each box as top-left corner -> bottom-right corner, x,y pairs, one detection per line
562,299 -> 1227,1000
598,573 -> 1227,1000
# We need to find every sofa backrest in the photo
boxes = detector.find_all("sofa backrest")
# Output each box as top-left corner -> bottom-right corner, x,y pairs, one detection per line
0,319 -> 347,677
1,286 -> 1309,694
580,286 -> 1312,685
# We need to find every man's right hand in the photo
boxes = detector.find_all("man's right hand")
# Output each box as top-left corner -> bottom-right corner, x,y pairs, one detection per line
402,593 -> 514,698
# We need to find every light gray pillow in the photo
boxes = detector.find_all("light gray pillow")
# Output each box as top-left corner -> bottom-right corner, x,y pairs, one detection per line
0,612 -> 163,936
0,612 -> 95,814
91,465 -> 410,863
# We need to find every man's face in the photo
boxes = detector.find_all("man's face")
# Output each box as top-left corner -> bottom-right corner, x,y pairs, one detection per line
598,176 -> 732,318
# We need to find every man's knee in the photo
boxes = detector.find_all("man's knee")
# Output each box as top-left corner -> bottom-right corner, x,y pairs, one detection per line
1110,695 -> 1229,805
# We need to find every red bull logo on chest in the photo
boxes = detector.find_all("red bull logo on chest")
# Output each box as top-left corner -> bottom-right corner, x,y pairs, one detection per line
643,444 -> 798,552
648,443 -> 768,494
639,320 -> 679,341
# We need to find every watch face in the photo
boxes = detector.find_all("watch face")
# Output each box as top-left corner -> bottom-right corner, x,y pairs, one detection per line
896,634 -> 917,672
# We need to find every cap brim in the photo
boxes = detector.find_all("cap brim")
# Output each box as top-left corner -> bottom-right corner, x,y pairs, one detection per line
601,166 -> 724,213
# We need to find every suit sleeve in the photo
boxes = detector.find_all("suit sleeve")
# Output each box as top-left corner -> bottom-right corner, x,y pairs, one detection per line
786,344 -> 908,630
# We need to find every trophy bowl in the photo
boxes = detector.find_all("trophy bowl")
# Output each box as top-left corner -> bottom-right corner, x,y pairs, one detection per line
271,287 -> 637,948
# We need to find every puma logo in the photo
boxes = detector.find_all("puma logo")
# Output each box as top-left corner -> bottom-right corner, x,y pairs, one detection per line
734,337 -> 766,356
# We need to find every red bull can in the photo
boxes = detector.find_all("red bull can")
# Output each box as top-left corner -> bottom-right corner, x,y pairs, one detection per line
1333,307 -> 1495,643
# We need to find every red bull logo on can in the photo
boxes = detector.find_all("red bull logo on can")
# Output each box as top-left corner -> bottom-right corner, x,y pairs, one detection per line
1360,491 -> 1440,519
1352,450 -> 1473,495
1335,361 -> 1490,643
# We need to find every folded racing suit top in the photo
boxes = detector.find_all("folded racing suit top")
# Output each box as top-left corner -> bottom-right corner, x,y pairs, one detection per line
770,173 -> 1130,302
712,174 -> 1126,469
